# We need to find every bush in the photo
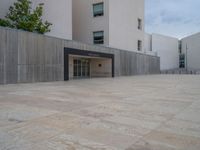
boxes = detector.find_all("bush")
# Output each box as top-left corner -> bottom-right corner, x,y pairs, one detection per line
0,19 -> 12,27
0,0 -> 52,34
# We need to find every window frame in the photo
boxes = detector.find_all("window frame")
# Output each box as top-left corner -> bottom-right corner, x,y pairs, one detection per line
138,18 -> 142,30
93,2 -> 104,17
93,31 -> 104,44
137,40 -> 142,51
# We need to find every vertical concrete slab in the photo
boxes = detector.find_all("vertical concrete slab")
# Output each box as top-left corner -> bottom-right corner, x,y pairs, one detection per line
0,65 -> 3,84
136,53 -> 140,75
18,31 -> 27,83
120,51 -> 125,76
18,65 -> 26,83
0,28 -> 6,84
113,50 -> 121,77
5,29 -> 18,84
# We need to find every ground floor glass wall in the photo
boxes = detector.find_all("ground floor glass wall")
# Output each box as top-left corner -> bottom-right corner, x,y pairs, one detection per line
73,58 -> 90,79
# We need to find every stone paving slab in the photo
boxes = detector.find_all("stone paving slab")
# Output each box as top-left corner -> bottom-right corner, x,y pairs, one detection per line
0,75 -> 200,150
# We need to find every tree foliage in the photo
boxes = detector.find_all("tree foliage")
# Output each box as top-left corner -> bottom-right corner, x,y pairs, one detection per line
0,0 -> 52,34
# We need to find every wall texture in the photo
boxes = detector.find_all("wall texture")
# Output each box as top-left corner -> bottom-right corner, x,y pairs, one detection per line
90,58 -> 112,77
181,32 -> 200,70
0,27 -> 160,84
0,0 -> 72,40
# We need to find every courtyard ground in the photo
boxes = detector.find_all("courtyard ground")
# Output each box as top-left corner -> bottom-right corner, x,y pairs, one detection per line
0,75 -> 200,150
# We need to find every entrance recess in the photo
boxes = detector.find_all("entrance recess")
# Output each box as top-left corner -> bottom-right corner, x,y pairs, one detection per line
64,48 -> 114,81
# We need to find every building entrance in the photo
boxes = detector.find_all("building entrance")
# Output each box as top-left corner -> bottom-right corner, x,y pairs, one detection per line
73,58 -> 90,79
64,48 -> 114,81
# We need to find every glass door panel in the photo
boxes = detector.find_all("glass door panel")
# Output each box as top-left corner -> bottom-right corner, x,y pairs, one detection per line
73,59 -> 78,77
73,58 -> 90,79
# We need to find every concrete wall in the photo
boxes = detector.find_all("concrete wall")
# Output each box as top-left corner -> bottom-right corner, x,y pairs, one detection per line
69,56 -> 74,80
0,0 -> 72,40
72,0 -> 109,45
0,27 -> 160,84
181,32 -> 200,70
90,58 -> 112,77
108,0 -> 145,52
152,34 -> 179,71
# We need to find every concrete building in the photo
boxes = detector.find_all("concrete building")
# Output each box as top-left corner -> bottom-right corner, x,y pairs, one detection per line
145,32 -> 200,72
0,0 -> 160,84
72,0 -> 145,53
145,33 -> 179,71
0,0 -> 72,40
144,33 -> 152,53
181,32 -> 200,70
152,34 -> 179,71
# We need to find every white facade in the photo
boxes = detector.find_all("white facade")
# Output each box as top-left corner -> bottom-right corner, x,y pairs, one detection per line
152,34 -> 179,71
145,33 -> 179,71
144,33 -> 152,52
72,0 -> 109,46
108,0 -> 145,52
73,0 -> 145,52
181,32 -> 200,70
145,32 -> 200,71
144,33 -> 157,56
0,0 -> 72,40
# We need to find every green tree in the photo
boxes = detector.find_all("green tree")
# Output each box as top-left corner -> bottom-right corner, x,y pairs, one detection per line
0,0 -> 52,34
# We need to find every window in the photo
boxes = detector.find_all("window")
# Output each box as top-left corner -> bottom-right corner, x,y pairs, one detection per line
93,3 -> 104,17
138,18 -> 142,30
137,40 -> 142,51
179,41 -> 182,54
93,31 -> 104,44
179,54 -> 185,68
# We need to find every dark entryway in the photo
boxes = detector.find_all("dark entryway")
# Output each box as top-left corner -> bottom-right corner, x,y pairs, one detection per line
64,48 -> 115,81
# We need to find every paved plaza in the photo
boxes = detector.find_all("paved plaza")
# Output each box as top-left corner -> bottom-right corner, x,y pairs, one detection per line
0,75 -> 200,150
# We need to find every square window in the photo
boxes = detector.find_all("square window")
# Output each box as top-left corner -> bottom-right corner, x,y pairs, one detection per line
137,40 -> 142,51
138,18 -> 142,30
93,31 -> 104,44
93,3 -> 104,17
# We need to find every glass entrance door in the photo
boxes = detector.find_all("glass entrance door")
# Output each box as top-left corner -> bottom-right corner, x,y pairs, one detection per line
73,58 -> 90,79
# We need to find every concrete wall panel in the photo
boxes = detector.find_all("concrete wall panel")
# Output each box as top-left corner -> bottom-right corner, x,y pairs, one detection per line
0,27 -> 160,84
5,29 -> 18,84
0,65 -> 4,84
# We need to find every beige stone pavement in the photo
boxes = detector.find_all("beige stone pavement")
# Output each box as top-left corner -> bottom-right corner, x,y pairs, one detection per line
0,75 -> 200,150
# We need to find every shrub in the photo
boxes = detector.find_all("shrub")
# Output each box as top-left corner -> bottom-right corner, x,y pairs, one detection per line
0,0 -> 52,34
0,19 -> 12,27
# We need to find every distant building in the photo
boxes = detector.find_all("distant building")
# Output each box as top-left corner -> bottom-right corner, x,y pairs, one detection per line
181,32 -> 200,70
145,34 -> 179,71
145,32 -> 200,71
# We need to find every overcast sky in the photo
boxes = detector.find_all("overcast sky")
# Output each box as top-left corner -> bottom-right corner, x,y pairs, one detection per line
145,0 -> 200,39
